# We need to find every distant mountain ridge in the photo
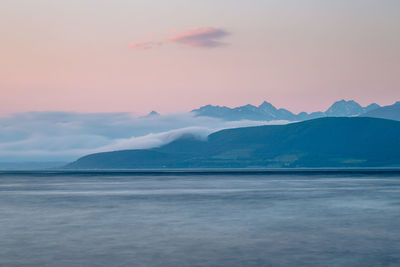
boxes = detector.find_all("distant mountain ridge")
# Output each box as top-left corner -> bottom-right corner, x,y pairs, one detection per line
325,100 -> 379,117
361,101 -> 400,121
65,117 -> 400,169
192,99 -> 381,121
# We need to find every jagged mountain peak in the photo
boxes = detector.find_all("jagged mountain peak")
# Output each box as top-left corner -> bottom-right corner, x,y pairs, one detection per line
325,99 -> 364,116
238,104 -> 257,110
192,99 -> 384,121
361,100 -> 400,121
365,103 -> 380,112
258,101 -> 276,109
148,110 -> 160,116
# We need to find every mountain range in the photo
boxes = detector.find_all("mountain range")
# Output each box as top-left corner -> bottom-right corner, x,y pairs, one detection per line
65,117 -> 400,169
361,101 -> 400,121
192,99 -> 381,121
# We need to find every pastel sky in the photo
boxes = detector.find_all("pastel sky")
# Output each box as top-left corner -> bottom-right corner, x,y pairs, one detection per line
1,0 -> 400,114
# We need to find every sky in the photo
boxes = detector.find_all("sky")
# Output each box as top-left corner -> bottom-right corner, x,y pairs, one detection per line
1,0 -> 400,115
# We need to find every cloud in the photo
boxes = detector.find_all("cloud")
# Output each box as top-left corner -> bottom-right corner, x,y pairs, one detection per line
129,41 -> 163,50
0,112 -> 287,162
167,27 -> 230,48
130,27 -> 230,50
95,127 -> 211,152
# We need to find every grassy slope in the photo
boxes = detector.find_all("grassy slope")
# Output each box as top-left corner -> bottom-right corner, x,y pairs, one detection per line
66,117 -> 400,169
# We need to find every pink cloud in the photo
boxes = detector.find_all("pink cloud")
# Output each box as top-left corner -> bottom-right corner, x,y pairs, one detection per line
129,27 -> 230,51
167,27 -> 230,48
129,41 -> 163,50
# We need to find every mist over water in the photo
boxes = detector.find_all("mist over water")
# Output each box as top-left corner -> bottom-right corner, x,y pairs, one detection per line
1,172 -> 400,266
0,112 -> 273,162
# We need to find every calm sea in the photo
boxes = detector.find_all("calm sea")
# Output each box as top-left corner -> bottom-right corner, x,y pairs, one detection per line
1,170 -> 400,267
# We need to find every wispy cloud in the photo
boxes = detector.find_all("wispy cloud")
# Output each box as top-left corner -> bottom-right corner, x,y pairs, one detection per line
130,27 -> 230,50
167,27 -> 230,48
129,41 -> 163,50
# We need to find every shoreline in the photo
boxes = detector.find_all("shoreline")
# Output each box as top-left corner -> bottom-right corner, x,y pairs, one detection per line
2,167 -> 400,176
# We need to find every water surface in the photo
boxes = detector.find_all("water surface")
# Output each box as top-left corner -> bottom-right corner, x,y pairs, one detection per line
1,171 -> 400,266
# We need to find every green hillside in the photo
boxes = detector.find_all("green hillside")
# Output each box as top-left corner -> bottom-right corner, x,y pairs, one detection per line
66,117 -> 400,169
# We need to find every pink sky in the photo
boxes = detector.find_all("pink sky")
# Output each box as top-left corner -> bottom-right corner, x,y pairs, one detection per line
1,0 -> 399,115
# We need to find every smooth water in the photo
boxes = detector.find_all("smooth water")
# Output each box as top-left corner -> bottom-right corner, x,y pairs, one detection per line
1,171 -> 400,266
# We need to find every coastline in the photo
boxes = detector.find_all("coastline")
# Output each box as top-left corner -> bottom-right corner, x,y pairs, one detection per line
2,167 -> 400,176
